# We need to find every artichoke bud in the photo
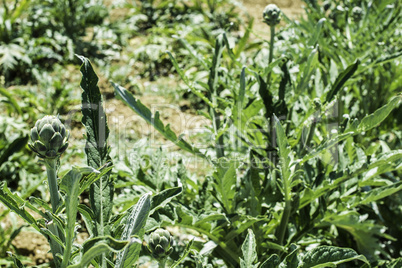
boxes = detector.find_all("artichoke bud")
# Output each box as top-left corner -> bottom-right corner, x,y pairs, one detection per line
148,228 -> 174,261
29,115 -> 69,159
352,7 -> 363,21
263,4 -> 282,26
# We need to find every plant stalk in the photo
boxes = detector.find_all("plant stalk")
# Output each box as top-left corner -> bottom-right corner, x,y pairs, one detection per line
276,166 -> 292,247
276,199 -> 291,246
44,158 -> 63,264
266,25 -> 276,84
212,108 -> 225,158
158,259 -> 166,268
45,159 -> 60,213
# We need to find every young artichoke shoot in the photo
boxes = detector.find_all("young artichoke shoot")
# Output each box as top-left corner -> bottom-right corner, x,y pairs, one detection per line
29,115 -> 69,159
148,228 -> 174,266
263,4 -> 282,27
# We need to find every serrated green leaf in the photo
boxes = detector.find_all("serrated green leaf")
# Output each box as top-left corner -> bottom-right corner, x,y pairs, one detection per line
260,254 -> 280,268
301,148 -> 402,209
208,34 -> 225,94
355,181 -> 402,207
357,95 -> 401,132
166,51 -> 214,108
112,82 -> 207,159
212,161 -> 237,214
0,136 -> 27,165
224,216 -> 261,242
176,206 -> 194,225
29,196 -> 51,212
39,228 -> 65,249
308,18 -> 326,46
78,55 -> 113,267
169,204 -> 239,267
349,146 -> 367,172
150,186 -> 182,214
369,150 -> 402,169
323,211 -> 391,258
388,258 -> 402,268
240,229 -> 259,268
79,165 -> 113,195
170,239 -> 194,268
275,60 -> 290,116
78,204 -> 95,237
238,67 -> 246,109
60,167 -> 94,268
115,193 -> 151,268
67,236 -> 128,268
373,50 -> 402,66
7,252 -> 25,268
280,244 -> 299,268
297,48 -> 318,95
299,246 -> 369,268
274,115 -> 292,186
325,60 -> 359,104
195,212 -> 228,229
78,55 -> 113,242
77,56 -> 111,172
258,72 -> 273,118
300,132 -> 355,165
177,38 -> 208,69
0,182 -> 40,232
0,87 -> 22,114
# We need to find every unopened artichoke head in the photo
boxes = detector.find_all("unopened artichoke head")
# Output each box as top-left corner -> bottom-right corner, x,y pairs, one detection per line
148,228 -> 174,261
29,115 -> 69,159
263,4 -> 282,26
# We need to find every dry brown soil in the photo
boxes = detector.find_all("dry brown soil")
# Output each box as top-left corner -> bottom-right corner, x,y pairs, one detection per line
4,1 -> 305,266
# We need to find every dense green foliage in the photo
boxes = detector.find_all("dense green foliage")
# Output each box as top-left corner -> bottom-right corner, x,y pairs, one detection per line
0,0 -> 401,267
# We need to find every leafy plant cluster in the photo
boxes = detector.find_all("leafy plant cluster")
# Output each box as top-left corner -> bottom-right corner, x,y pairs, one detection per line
0,0 -> 107,85
108,0 -> 243,81
0,0 -> 401,267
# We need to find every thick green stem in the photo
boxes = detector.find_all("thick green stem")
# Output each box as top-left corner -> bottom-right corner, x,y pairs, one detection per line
45,159 -> 60,213
158,259 -> 166,268
337,91 -> 344,130
276,199 -> 291,246
266,25 -> 276,84
44,158 -> 63,264
212,108 -> 225,158
276,165 -> 292,247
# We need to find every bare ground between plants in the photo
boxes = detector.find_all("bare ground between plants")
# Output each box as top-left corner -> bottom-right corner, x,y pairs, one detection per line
6,1 -> 305,266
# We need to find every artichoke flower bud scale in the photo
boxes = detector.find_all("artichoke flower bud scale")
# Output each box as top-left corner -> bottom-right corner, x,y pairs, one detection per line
39,124 -> 55,144
30,127 -> 39,142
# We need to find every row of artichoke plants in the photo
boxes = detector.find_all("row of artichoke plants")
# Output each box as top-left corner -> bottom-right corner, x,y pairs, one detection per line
0,56 -> 184,268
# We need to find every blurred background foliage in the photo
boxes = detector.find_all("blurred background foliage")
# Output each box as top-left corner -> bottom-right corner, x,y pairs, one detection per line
0,0 -> 401,266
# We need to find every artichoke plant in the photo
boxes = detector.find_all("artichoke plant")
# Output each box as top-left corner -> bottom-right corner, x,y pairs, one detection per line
28,115 -> 69,263
263,4 -> 282,26
29,115 -> 69,159
148,228 -> 174,262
